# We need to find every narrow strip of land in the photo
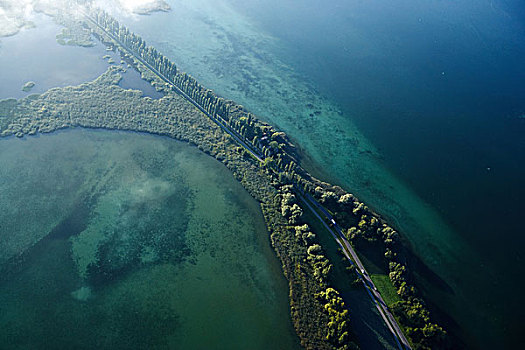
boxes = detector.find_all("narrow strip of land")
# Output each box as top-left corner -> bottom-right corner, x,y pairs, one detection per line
83,11 -> 263,163
297,191 -> 411,350
83,11 -> 411,349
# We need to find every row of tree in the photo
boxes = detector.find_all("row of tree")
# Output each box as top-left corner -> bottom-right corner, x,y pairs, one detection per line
278,185 -> 356,350
87,8 -> 446,348
92,10 -> 177,81
312,185 -> 448,349
91,8 -> 301,179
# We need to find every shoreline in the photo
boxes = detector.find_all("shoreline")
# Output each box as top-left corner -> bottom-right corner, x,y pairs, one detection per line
0,5 -> 450,349
0,128 -> 301,348
99,1 -> 524,347
0,63 -> 359,348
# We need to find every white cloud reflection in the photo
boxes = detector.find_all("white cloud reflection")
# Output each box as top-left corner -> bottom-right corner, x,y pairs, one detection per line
94,0 -> 170,16
0,0 -> 169,37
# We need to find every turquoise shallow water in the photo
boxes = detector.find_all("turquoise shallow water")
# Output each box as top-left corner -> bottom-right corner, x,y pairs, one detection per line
110,0 -> 525,347
0,130 -> 300,349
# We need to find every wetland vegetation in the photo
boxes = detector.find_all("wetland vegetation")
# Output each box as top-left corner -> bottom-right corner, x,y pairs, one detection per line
0,3 -> 450,349
0,62 -> 357,349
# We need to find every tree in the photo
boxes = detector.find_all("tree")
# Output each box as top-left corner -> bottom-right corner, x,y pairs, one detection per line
307,244 -> 322,256
337,193 -> 355,207
289,204 -> 303,224
281,192 -> 296,206
262,157 -> 275,169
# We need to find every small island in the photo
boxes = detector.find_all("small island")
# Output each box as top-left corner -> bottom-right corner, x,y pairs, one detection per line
21,81 -> 35,92
131,0 -> 171,15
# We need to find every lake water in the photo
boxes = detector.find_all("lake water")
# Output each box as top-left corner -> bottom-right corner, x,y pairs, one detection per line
110,0 -> 525,348
0,129 -> 300,348
0,12 -> 162,100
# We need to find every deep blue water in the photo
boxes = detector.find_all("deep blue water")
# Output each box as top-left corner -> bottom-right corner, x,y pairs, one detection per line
226,1 -> 525,347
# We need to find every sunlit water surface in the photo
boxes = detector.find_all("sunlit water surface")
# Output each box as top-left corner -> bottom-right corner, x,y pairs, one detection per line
0,12 -> 161,99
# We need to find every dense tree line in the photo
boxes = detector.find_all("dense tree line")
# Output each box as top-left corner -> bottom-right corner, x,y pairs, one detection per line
269,185 -> 357,349
310,185 -> 448,349
92,10 -> 177,82
90,8 -> 300,176
7,6 -> 448,347
0,65 -> 357,349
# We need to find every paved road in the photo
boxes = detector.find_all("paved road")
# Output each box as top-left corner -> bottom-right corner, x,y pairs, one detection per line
84,11 -> 410,349
84,12 -> 264,163
298,191 -> 412,350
